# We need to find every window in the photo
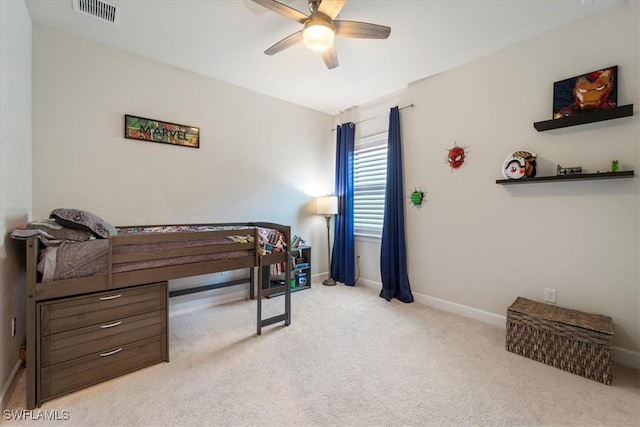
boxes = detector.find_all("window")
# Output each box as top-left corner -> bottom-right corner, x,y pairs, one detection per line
353,132 -> 387,238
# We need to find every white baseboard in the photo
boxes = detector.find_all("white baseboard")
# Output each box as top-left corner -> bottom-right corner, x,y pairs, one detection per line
357,279 -> 640,369
415,293 -> 507,329
169,271 -> 323,318
169,288 -> 248,318
613,346 -> 640,369
1,359 -> 22,412
355,277 -> 380,290
311,273 -> 324,285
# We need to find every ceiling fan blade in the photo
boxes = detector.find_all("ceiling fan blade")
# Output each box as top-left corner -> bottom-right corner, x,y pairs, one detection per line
334,20 -> 391,39
317,0 -> 346,20
251,0 -> 308,23
244,0 -> 296,15
321,44 -> 339,69
264,30 -> 303,55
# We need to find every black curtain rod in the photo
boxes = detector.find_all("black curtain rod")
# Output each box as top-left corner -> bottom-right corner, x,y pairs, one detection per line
331,104 -> 415,131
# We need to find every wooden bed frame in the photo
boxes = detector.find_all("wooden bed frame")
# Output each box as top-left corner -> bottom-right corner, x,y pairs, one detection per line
23,221 -> 291,409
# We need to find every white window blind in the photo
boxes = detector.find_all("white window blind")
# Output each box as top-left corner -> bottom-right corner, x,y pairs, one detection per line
354,132 -> 388,237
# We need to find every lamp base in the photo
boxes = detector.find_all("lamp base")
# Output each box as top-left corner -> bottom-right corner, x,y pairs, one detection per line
322,278 -> 336,286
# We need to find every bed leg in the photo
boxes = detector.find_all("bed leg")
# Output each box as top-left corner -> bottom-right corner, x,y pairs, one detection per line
26,238 -> 38,409
249,267 -> 255,300
285,261 -> 291,326
256,266 -> 262,335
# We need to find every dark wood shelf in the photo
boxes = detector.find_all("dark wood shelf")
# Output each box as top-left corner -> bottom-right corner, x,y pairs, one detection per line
496,170 -> 634,185
265,244 -> 311,298
533,104 -> 633,131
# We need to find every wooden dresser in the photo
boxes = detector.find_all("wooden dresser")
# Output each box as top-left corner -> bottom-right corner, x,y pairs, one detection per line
37,282 -> 169,403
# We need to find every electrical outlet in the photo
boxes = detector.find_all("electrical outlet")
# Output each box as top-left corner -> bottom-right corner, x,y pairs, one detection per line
11,317 -> 16,337
544,288 -> 556,303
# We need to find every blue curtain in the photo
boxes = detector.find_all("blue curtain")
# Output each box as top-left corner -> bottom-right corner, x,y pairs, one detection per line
331,123 -> 355,286
380,107 -> 413,302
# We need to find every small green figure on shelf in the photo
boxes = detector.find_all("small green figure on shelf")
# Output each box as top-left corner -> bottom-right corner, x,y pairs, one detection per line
611,160 -> 619,173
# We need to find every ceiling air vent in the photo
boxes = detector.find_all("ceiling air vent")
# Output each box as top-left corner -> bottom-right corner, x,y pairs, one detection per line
72,0 -> 120,25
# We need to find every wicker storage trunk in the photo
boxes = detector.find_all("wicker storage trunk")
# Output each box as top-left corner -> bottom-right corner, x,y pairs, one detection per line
506,297 -> 614,385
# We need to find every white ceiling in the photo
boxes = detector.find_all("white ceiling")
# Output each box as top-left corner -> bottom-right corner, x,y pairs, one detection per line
24,0 -> 623,115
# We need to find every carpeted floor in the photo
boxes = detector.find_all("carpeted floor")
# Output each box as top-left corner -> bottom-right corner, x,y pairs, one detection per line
5,283 -> 640,426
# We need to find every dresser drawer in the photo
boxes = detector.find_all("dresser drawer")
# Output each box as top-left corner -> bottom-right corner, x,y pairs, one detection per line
41,309 -> 166,367
40,334 -> 167,402
40,282 -> 167,336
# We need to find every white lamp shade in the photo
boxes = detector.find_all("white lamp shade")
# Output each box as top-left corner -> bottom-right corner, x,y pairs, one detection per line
316,195 -> 338,215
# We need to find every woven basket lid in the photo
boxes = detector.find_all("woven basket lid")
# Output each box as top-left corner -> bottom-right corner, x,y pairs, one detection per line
508,297 -> 613,335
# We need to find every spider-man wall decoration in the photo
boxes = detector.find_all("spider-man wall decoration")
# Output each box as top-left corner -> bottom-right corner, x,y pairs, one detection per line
446,142 -> 468,170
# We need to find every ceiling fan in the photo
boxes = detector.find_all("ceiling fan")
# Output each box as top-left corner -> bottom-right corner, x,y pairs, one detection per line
252,0 -> 391,69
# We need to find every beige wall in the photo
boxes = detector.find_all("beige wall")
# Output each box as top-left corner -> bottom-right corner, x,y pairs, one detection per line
0,0 -> 32,408
353,2 -> 639,365
31,25 -> 334,299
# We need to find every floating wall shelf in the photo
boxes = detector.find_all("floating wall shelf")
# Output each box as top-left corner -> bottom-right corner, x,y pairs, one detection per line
533,104 -> 634,131
496,171 -> 634,185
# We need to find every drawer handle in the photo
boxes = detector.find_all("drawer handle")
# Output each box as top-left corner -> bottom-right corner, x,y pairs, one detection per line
100,348 -> 123,357
99,294 -> 122,301
100,321 -> 122,329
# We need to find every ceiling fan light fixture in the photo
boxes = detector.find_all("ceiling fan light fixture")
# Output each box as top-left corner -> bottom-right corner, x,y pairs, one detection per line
303,19 -> 335,51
